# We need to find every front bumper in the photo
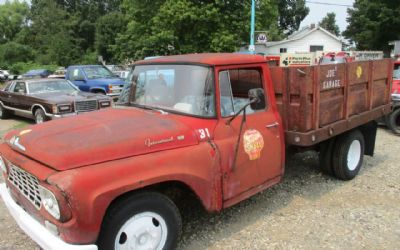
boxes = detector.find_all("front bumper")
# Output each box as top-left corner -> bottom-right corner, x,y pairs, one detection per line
392,93 -> 400,102
0,183 -> 97,250
50,113 -> 78,120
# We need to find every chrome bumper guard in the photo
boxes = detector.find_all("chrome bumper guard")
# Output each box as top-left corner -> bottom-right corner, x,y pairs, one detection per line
0,184 -> 97,250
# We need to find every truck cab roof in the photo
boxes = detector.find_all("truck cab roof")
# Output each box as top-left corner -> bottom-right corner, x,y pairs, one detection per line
135,53 -> 267,66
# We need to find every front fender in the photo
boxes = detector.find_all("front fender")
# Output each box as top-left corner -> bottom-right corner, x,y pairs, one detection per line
89,87 -> 107,93
47,142 -> 221,244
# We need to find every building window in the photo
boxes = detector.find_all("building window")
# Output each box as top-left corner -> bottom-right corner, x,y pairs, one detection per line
280,48 -> 287,53
310,45 -> 324,52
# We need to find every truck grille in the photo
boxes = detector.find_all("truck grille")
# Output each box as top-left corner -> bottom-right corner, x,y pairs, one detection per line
7,163 -> 41,209
75,100 -> 98,112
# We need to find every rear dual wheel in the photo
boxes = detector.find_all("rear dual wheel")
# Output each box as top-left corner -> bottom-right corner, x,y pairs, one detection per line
387,108 -> 400,135
320,130 -> 365,180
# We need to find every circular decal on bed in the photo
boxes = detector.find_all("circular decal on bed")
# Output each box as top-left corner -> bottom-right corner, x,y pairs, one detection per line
243,129 -> 264,160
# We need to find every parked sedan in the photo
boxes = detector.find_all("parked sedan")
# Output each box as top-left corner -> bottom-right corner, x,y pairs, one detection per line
20,69 -> 51,79
0,79 -> 112,124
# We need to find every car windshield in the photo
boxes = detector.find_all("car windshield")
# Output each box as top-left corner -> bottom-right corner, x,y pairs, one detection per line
83,66 -> 115,79
29,80 -> 77,94
126,64 -> 215,117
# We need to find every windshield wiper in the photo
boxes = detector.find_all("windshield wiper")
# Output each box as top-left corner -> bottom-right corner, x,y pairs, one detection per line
130,103 -> 168,115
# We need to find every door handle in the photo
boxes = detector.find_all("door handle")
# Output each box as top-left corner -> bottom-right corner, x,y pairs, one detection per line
266,122 -> 279,128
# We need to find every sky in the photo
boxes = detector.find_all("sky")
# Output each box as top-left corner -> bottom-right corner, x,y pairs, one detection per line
1,0 -> 355,33
300,0 -> 355,33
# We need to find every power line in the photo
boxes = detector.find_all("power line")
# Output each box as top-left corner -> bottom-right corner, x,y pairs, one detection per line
305,1 -> 353,7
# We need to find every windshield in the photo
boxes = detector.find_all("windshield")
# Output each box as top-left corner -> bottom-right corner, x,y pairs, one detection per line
29,80 -> 78,94
83,66 -> 115,79
126,64 -> 215,117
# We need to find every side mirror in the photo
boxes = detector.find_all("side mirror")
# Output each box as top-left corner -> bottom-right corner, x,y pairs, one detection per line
249,88 -> 265,110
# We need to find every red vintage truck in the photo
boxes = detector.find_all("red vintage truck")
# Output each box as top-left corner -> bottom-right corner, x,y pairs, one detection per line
386,60 -> 400,133
0,54 -> 392,250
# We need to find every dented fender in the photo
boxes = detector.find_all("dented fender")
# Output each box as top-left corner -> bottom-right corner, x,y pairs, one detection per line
46,142 -> 222,244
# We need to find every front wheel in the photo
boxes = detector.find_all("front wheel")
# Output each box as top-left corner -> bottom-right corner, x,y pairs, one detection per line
332,130 -> 365,180
34,109 -> 48,124
388,108 -> 400,134
97,192 -> 182,250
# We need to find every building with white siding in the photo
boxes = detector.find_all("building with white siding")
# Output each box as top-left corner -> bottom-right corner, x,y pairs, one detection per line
240,24 -> 343,55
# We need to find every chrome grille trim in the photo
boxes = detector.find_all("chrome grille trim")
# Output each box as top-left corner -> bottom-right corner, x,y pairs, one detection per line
7,163 -> 41,209
75,100 -> 98,112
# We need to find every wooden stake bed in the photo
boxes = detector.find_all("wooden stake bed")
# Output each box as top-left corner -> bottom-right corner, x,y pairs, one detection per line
271,59 -> 393,146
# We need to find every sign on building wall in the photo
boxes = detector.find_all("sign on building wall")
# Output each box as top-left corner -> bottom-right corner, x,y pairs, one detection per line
351,51 -> 383,61
280,53 -> 315,67
256,33 -> 268,44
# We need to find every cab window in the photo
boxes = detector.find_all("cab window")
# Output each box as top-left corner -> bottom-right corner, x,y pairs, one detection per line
219,68 -> 266,117
68,68 -> 85,81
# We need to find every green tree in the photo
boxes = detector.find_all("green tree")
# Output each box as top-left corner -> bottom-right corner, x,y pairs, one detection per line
114,0 -> 281,61
343,0 -> 400,52
0,42 -> 34,67
29,0 -> 82,66
319,12 -> 340,37
95,12 -> 126,63
277,0 -> 309,35
0,1 -> 29,44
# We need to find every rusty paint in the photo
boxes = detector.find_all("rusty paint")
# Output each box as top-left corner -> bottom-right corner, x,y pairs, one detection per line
0,54 -> 391,247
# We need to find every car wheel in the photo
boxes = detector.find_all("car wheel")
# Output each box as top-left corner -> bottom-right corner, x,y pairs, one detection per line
97,192 -> 182,250
0,105 -> 11,119
332,130 -> 365,180
34,109 -> 48,124
388,108 -> 400,135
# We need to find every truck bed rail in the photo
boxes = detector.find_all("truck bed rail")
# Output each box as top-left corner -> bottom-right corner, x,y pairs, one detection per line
271,59 -> 393,146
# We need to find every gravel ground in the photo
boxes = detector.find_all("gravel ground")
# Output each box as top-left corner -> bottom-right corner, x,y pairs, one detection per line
0,119 -> 399,250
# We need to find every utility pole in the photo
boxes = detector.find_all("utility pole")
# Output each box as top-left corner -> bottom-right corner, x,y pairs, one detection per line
249,0 -> 256,53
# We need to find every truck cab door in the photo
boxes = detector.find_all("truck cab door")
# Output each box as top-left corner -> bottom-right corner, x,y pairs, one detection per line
213,66 -> 284,204
68,68 -> 89,92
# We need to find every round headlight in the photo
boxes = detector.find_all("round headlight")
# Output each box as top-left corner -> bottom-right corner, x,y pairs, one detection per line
39,186 -> 60,220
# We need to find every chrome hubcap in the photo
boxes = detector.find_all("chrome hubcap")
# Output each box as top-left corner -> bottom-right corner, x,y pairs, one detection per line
36,113 -> 44,124
115,212 -> 167,250
347,140 -> 361,171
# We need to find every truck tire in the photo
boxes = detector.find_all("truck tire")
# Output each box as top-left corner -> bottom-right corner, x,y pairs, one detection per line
0,105 -> 11,119
97,192 -> 182,250
332,130 -> 365,180
34,109 -> 48,124
388,108 -> 400,134
319,138 -> 336,175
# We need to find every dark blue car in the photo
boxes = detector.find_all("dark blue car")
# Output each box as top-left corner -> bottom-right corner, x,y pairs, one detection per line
21,69 -> 51,79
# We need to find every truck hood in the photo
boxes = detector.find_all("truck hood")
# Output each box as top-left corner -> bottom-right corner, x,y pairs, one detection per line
5,108 -> 199,170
